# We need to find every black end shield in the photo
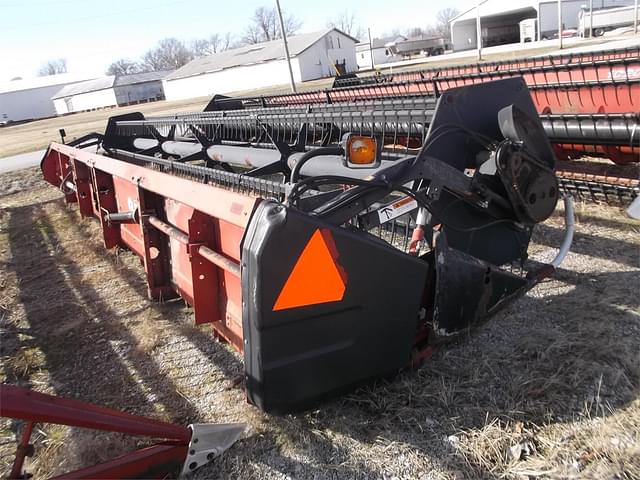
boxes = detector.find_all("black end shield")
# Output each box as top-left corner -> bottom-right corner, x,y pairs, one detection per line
241,201 -> 429,413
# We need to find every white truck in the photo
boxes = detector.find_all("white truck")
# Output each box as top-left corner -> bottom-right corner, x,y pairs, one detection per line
579,5 -> 639,37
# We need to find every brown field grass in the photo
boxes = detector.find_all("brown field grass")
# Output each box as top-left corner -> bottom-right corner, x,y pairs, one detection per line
0,168 -> 638,479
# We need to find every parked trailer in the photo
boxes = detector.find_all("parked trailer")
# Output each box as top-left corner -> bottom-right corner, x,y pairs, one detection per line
579,5 -> 639,36
388,36 -> 447,57
539,0 -> 635,39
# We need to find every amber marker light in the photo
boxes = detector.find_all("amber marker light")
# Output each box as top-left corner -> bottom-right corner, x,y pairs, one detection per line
342,134 -> 381,168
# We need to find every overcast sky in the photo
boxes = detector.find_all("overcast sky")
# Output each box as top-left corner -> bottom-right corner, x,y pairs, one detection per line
0,0 -> 492,81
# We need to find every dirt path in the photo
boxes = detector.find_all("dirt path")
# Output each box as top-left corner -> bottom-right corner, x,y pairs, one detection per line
1,170 -> 638,479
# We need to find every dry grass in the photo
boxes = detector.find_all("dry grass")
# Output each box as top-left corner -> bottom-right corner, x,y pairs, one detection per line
0,169 -> 638,479
3,347 -> 44,379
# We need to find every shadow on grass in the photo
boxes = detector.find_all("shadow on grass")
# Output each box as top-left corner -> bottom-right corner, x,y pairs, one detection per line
5,195 -> 637,479
57,204 -> 385,480
3,201 -> 203,475
535,222 -> 639,268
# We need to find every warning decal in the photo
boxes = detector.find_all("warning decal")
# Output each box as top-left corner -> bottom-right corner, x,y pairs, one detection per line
272,229 -> 346,311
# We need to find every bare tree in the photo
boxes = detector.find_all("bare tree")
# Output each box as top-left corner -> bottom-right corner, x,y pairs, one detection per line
401,10 -> 456,41
243,24 -> 262,45
191,38 -> 213,57
406,27 -> 425,37
190,33 -> 234,57
142,38 -> 194,71
327,11 -> 365,41
106,58 -> 143,76
241,6 -> 301,45
255,7 -> 277,41
436,8 -> 459,39
222,32 -> 234,50
383,27 -> 403,38
37,58 -> 67,76
407,25 -> 442,37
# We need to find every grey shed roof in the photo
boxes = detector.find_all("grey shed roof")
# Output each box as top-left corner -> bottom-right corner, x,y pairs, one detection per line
165,28 -> 357,81
51,71 -> 173,99
114,70 -> 173,86
52,76 -> 114,99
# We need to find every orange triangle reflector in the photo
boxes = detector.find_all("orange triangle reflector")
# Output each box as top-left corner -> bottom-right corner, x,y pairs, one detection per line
273,229 -> 346,311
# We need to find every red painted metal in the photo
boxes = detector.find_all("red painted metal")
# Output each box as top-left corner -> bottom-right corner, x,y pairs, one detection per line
41,143 -> 255,351
529,81 -> 640,114
258,50 -> 640,115
372,46 -> 640,82
194,244 -> 241,278
50,444 -> 188,480
0,385 -> 193,480
1,385 -> 190,441
272,75 -> 640,114
253,53 -> 640,167
9,421 -> 34,480
381,58 -> 640,87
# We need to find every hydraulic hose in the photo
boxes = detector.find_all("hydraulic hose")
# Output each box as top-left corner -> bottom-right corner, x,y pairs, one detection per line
551,195 -> 575,268
289,147 -> 345,183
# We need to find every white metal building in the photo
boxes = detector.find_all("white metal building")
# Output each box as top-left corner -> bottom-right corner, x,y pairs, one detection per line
163,29 -> 358,102
449,0 -> 635,50
52,71 -> 170,115
0,73 -> 94,123
356,36 -> 406,70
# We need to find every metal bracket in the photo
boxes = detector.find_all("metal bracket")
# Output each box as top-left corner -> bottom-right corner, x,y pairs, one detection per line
180,423 -> 246,476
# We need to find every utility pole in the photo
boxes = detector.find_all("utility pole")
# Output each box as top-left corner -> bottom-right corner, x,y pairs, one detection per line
476,1 -> 482,61
589,0 -> 593,38
558,0 -> 563,49
368,28 -> 375,70
635,0 -> 639,35
275,0 -> 296,93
